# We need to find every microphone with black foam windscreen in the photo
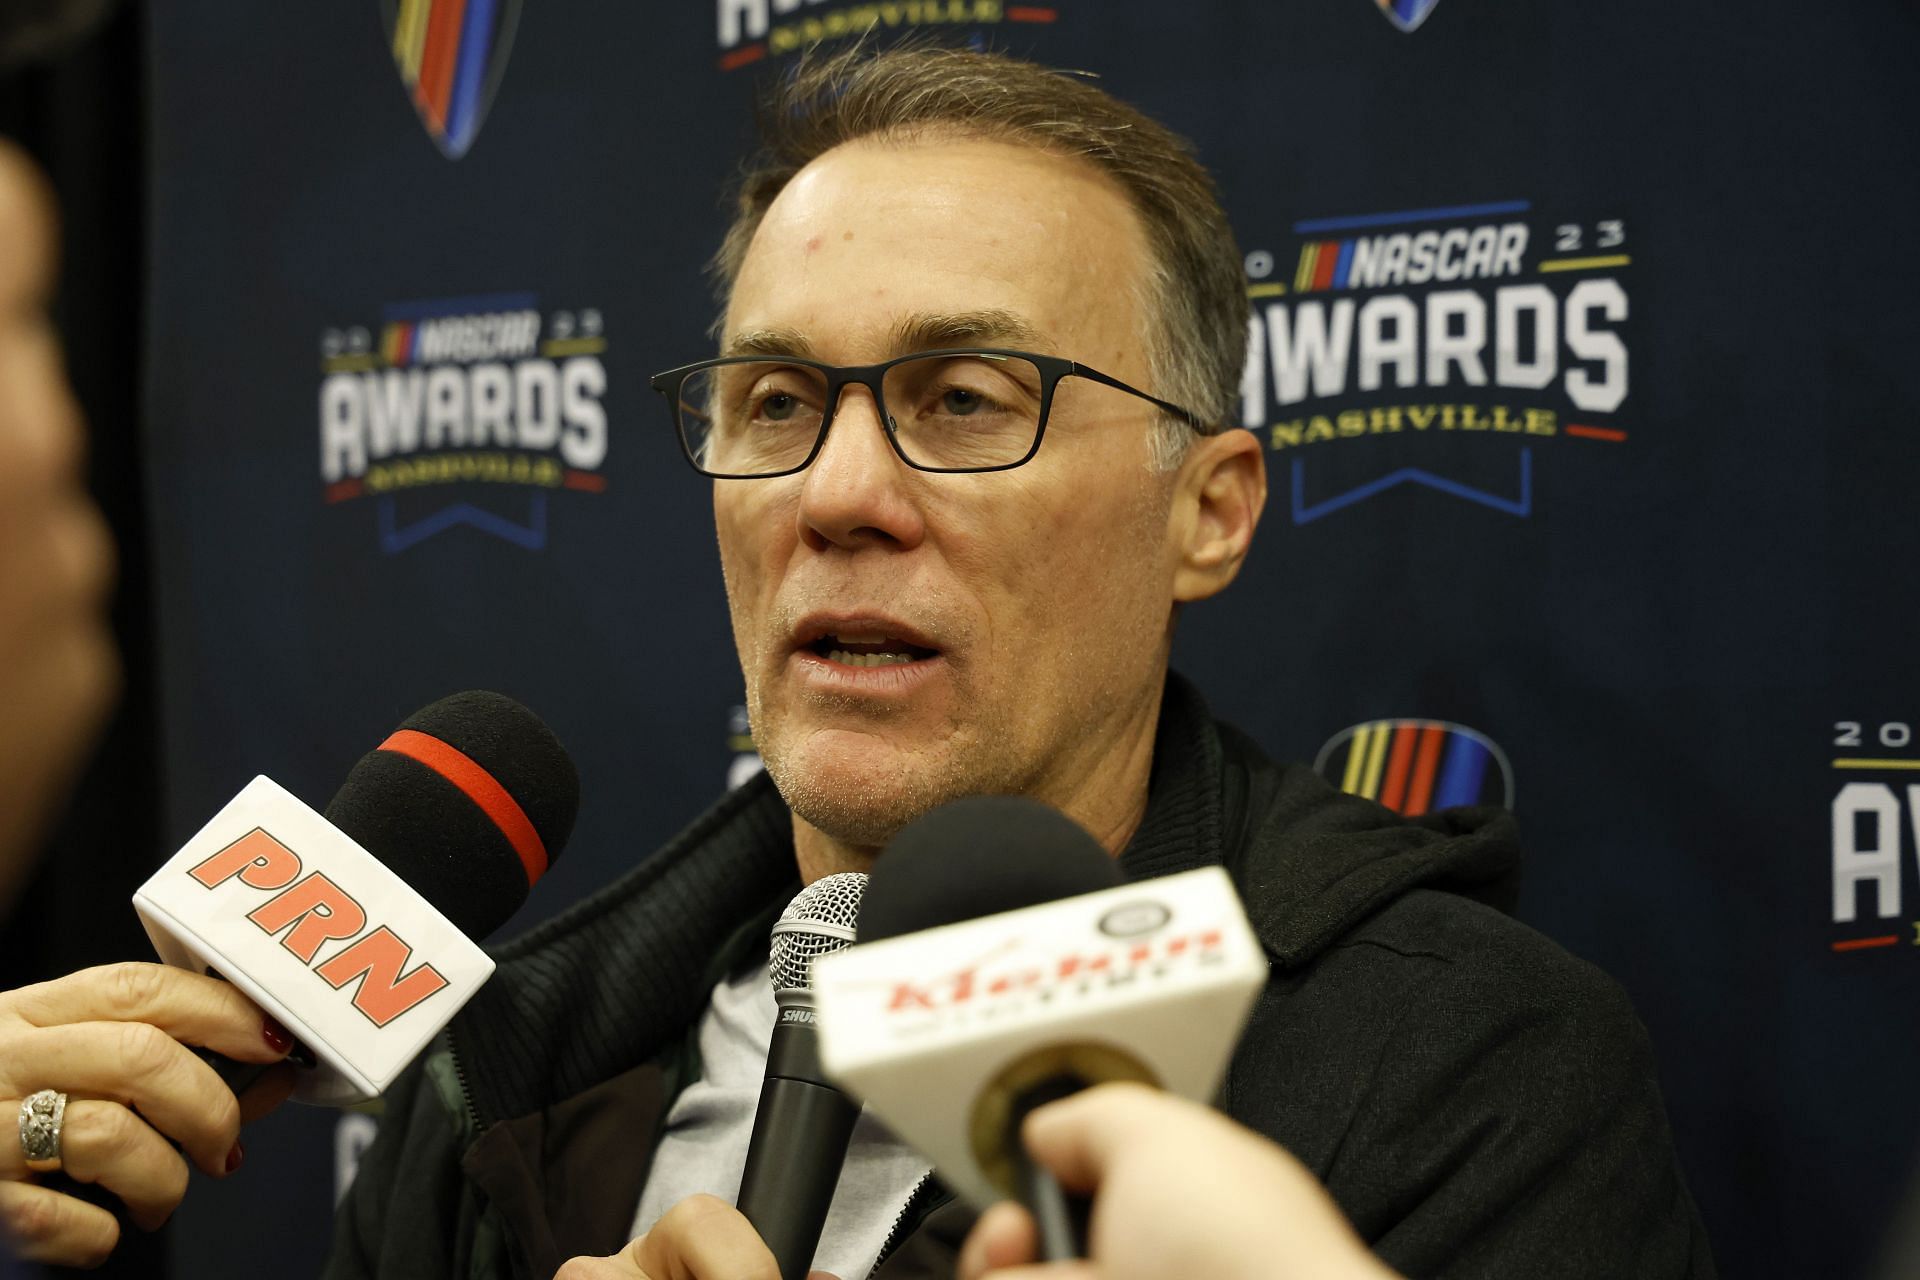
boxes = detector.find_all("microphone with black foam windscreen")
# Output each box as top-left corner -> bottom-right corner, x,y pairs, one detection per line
735,872 -> 868,1280
857,796 -> 1119,1261
322,690 -> 577,939
133,690 -> 578,1105
812,795 -> 1267,1260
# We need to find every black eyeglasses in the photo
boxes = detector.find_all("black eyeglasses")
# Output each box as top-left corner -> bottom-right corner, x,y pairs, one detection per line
648,348 -> 1212,479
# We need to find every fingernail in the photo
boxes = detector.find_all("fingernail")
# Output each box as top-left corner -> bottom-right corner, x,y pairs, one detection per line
225,1141 -> 244,1174
263,1016 -> 293,1056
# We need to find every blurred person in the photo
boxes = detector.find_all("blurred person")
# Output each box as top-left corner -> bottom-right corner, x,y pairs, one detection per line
0,7 -> 295,1268
0,135 -> 115,914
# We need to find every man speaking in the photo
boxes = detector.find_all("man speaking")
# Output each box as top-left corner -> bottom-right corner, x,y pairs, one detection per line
0,39 -> 1713,1279
323,43 -> 1713,1280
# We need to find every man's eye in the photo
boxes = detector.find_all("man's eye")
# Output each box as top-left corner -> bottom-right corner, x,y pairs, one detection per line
759,392 -> 798,421
938,386 -> 988,415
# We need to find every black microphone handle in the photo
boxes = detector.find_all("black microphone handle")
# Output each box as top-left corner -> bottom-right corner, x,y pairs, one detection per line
737,1016 -> 861,1280
1008,1073 -> 1093,1262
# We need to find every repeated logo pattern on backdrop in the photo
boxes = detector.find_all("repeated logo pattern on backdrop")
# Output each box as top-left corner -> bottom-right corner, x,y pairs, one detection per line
144,5 -> 1920,1279
317,297 -> 610,553
1239,200 -> 1633,523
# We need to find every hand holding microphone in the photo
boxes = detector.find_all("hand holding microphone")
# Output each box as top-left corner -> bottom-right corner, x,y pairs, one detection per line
560,874 -> 868,1280
957,1082 -> 1403,1280
0,690 -> 577,1267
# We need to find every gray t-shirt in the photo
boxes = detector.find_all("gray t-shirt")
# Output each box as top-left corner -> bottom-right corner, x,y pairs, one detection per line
631,961 -> 931,1280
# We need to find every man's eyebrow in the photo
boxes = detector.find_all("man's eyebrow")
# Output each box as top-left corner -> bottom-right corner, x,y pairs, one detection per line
721,327 -> 815,358
889,310 -> 1049,353
718,311 -> 1050,362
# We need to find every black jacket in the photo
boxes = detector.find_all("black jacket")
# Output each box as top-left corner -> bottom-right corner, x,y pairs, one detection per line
325,674 -> 1715,1278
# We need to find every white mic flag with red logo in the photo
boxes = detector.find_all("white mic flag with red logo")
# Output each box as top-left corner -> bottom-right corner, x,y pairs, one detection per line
133,775 -> 494,1105
811,866 -> 1266,1209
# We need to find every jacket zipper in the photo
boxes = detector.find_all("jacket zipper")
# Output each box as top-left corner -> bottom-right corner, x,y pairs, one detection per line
867,1172 -> 938,1278
445,1023 -> 484,1134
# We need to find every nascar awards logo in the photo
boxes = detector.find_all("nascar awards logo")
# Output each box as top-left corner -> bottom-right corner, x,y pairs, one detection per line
383,0 -> 522,158
714,0 -> 1061,72
318,293 -> 608,554
1827,718 -> 1920,956
1239,199 -> 1634,524
1315,719 -> 1514,815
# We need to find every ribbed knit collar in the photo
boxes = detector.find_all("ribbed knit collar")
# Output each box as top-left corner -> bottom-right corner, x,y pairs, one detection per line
451,773 -> 799,1129
1118,671 -> 1230,883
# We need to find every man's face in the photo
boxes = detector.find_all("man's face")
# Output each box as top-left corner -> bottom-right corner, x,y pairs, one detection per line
716,135 -> 1182,850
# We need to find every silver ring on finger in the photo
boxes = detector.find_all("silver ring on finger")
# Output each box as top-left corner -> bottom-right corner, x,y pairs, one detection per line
18,1089 -> 68,1173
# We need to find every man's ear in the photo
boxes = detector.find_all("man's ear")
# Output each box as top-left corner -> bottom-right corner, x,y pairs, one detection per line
1171,428 -> 1267,604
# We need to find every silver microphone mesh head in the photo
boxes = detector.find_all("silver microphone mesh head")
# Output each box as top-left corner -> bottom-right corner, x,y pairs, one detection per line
768,871 -> 867,995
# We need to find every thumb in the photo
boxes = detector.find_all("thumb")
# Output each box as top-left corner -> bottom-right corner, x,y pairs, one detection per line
1019,1081 -> 1172,1191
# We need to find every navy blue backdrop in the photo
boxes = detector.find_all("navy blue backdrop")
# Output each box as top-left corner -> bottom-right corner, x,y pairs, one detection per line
143,3 -> 1920,1276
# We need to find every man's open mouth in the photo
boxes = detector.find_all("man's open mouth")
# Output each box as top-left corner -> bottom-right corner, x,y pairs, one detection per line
804,632 -> 940,668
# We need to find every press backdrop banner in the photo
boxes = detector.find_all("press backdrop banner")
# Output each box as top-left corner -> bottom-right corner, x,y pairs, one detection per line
146,4 -> 1920,1276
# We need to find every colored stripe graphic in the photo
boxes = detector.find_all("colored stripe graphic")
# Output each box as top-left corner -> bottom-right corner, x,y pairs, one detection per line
444,0 -> 498,155
416,0 -> 469,132
1433,733 -> 1491,809
394,0 -> 431,82
1319,721 -> 1513,813
1333,240 -> 1356,289
1834,758 -> 1920,770
1295,200 -> 1531,234
379,729 -> 548,884
1833,936 -> 1899,952
1340,724 -> 1371,795
1402,725 -> 1446,816
1358,722 -> 1391,799
1312,242 -> 1339,292
1295,244 -> 1317,293
1377,724 -> 1420,812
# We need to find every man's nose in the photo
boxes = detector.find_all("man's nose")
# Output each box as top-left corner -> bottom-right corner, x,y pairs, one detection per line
795,382 -> 927,552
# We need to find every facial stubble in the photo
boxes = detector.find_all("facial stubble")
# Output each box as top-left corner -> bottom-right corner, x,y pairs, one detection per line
735,469 -> 1178,855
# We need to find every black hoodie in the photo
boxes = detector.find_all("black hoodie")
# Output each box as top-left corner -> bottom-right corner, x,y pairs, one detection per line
327,673 -> 1714,1279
